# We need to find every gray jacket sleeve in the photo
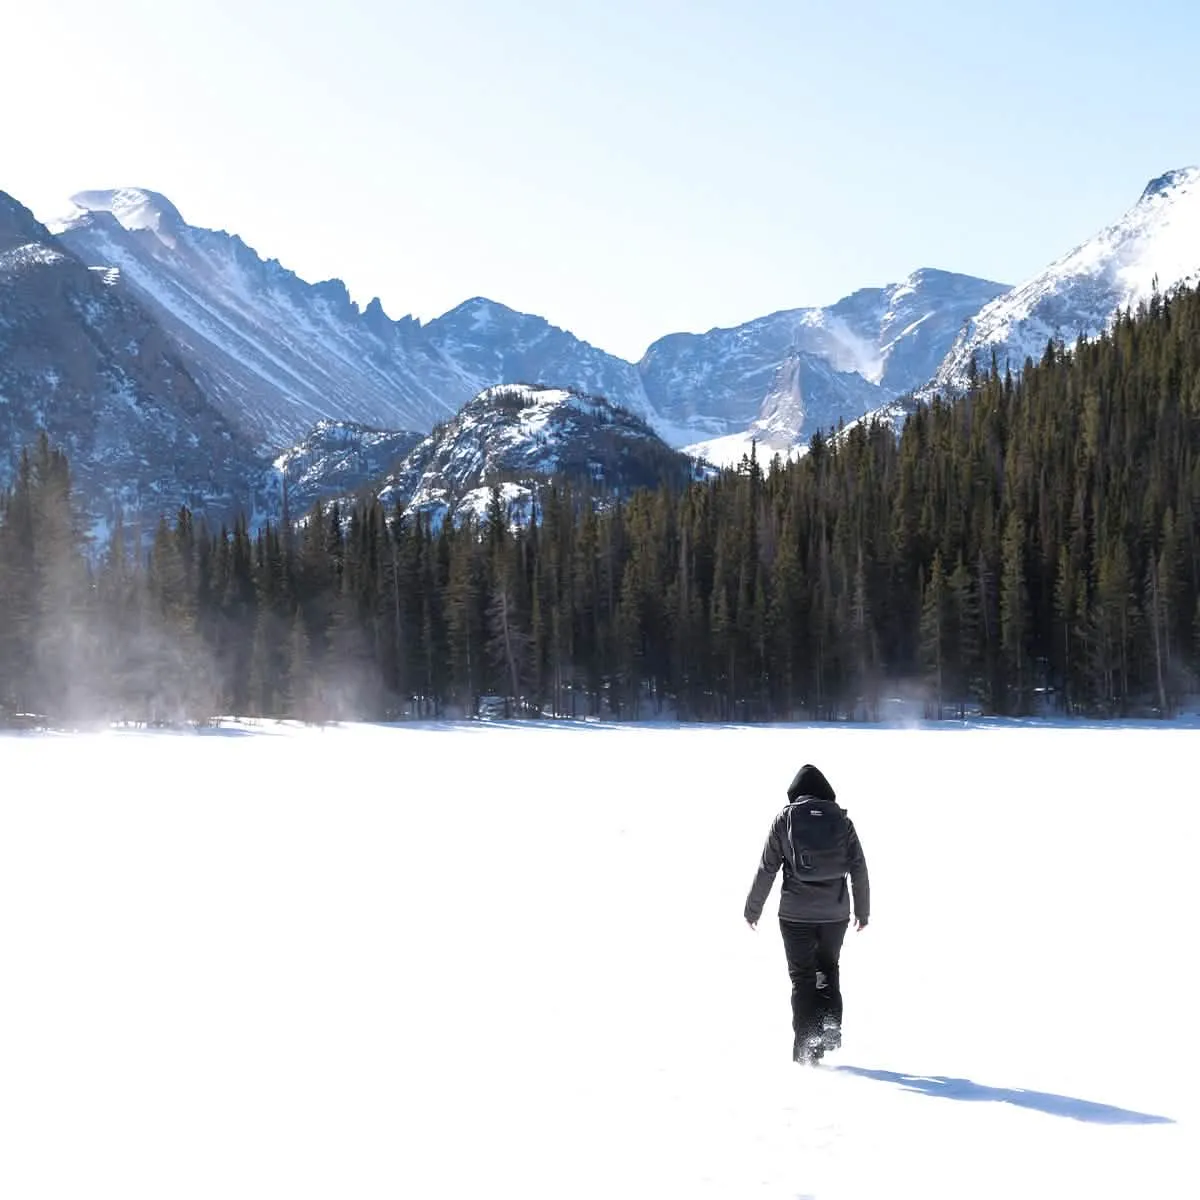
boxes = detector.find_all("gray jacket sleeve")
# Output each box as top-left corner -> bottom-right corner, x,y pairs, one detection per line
744,815 -> 785,924
846,819 -> 870,923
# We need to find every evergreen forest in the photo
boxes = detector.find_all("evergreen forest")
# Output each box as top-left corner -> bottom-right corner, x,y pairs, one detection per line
3,285 -> 1200,726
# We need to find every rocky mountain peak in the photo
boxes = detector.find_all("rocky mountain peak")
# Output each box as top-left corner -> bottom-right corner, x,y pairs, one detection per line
0,191 -> 55,253
59,188 -> 186,247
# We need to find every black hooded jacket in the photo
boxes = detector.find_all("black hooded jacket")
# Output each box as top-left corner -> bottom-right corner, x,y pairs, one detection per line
744,765 -> 870,926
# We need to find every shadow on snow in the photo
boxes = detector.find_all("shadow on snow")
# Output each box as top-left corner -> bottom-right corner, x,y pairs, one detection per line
833,1066 -> 1175,1126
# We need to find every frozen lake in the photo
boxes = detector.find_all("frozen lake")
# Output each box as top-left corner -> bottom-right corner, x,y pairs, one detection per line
1,722 -> 1196,1199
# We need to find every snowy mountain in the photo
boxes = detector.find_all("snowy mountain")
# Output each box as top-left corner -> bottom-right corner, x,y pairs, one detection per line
266,421 -> 423,518
50,189 -> 469,449
0,190 -> 704,530
641,269 -> 1008,463
0,192 -> 259,529
680,352 -> 816,467
376,384 -> 702,525
51,192 -> 663,450
929,167 -> 1200,395
423,298 -> 656,424
29,166 -> 1200,518
47,189 -> 1006,462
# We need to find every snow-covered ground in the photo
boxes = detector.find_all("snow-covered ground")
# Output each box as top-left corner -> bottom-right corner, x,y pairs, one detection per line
683,426 -> 806,469
1,722 -> 1195,1199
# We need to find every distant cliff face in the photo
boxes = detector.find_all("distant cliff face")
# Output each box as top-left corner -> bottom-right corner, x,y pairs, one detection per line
0,192 -> 255,528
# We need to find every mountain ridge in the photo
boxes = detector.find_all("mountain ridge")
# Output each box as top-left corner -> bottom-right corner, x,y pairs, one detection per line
47,187 -> 1007,462
6,163 -> 1200,531
926,166 -> 1200,397
0,194 -> 259,529
374,384 -> 702,526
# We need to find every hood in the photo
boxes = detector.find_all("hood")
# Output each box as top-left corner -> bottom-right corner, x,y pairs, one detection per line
787,764 -> 836,803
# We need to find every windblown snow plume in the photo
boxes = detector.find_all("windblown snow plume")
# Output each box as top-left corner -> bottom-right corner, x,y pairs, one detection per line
929,167 -> 1200,394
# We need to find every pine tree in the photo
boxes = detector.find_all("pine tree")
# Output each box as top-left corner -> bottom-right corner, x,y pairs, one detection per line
1000,511 -> 1030,714
0,451 -> 37,717
486,573 -> 530,714
1053,546 -> 1080,714
919,552 -> 949,718
284,610 -> 313,722
947,556 -> 980,718
1092,540 -> 1135,714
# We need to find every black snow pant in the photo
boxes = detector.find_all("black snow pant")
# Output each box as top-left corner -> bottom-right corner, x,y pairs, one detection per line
779,919 -> 849,1051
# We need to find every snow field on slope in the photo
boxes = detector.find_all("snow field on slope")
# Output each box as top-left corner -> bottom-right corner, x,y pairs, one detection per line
0,724 -> 1194,1199
931,168 -> 1200,395
683,427 -> 806,469
0,243 -> 67,275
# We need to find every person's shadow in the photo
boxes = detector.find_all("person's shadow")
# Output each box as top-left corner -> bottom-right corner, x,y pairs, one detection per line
833,1066 -> 1174,1126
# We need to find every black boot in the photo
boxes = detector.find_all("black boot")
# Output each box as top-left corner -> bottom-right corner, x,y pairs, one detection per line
821,1016 -> 842,1052
793,1033 -> 825,1065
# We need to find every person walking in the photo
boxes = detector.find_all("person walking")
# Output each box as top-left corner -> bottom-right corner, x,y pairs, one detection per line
744,764 -> 870,1064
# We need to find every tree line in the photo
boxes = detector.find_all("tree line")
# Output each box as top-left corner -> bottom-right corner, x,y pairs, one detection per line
3,283 -> 1200,725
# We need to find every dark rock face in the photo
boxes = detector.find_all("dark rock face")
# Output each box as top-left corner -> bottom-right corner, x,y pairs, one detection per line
0,193 -> 258,530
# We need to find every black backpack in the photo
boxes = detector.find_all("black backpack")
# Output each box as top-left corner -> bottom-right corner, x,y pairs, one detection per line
784,801 -> 849,881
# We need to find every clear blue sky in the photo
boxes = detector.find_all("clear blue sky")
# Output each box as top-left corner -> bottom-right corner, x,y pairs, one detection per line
5,0 -> 1199,360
